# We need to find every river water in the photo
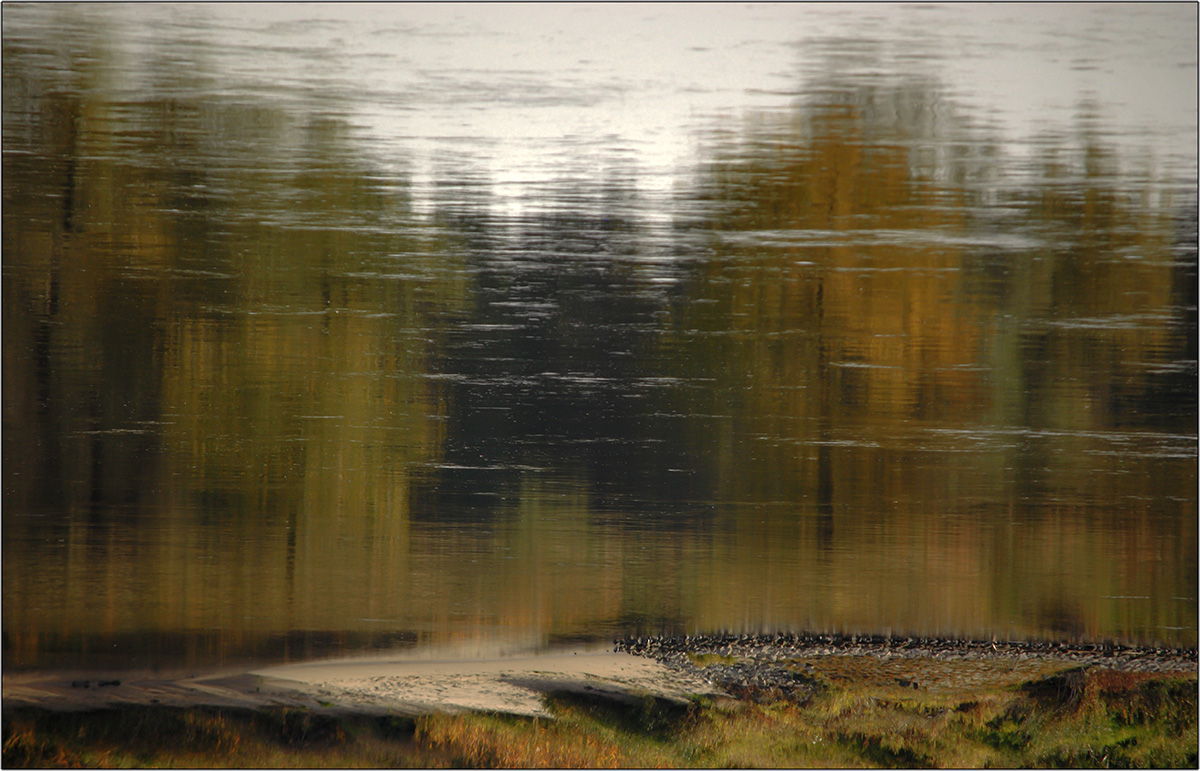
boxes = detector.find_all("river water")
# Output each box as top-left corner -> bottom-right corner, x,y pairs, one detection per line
3,3 -> 1196,669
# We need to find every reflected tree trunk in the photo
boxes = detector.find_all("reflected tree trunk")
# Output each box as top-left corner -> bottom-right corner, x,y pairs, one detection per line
816,278 -> 834,553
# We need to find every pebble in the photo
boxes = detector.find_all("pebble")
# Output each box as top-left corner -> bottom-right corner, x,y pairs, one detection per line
613,632 -> 1197,695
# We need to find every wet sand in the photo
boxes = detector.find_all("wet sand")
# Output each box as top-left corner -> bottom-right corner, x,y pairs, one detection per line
253,649 -> 720,717
2,667 -> 331,715
2,648 -> 719,719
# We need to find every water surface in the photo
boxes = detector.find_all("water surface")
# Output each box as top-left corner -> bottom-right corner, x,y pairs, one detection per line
3,3 -> 1196,669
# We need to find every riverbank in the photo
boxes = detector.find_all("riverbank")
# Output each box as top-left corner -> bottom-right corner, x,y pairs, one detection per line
4,636 -> 1196,767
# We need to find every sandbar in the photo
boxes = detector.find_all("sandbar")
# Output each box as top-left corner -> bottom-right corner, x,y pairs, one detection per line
2,648 -> 721,718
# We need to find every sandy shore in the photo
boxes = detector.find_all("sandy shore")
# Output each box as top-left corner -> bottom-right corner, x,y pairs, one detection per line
6,636 -> 1194,718
257,649 -> 720,717
2,647 -> 720,718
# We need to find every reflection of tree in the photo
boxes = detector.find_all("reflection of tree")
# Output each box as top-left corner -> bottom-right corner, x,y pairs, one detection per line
666,77 -> 989,512
2,34 -> 470,660
3,13 -> 1194,662
961,119 -> 1196,538
985,130 -> 1195,433
662,73 -> 1196,643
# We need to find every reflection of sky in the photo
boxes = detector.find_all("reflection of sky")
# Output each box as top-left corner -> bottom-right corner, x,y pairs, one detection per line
885,5 -> 1197,162
15,3 -> 1195,207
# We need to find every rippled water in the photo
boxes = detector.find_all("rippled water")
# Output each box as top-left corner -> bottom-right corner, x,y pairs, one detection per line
3,3 -> 1196,669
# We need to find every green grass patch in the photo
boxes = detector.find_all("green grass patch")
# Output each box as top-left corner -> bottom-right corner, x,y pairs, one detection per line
686,652 -> 737,667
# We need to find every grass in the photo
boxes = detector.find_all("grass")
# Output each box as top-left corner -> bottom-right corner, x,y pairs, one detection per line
2,705 -> 448,769
4,664 -> 1197,768
687,652 -> 737,668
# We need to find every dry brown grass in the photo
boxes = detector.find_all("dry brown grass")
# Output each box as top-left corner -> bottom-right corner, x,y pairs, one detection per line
4,664 -> 1196,768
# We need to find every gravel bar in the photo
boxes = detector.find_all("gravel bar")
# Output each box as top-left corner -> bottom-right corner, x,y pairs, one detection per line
615,633 -> 1198,699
